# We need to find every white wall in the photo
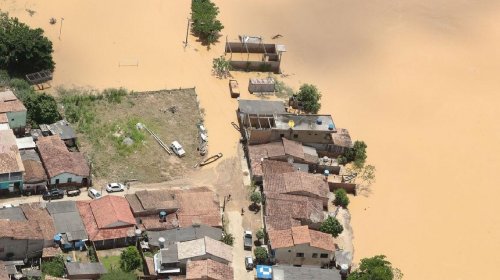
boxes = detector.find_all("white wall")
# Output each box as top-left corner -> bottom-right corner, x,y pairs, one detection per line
273,244 -> 333,267
50,172 -> 85,185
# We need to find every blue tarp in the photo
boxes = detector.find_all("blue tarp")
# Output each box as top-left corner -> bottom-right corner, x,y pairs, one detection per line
256,265 -> 273,279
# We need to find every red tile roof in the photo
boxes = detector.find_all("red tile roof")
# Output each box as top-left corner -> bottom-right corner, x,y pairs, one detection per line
186,259 -> 234,280
43,246 -> 62,258
264,193 -> 324,224
0,220 -> 43,240
37,135 -> 90,178
0,90 -> 25,113
268,226 -> 336,252
264,215 -> 301,231
176,188 -> 221,228
90,196 -> 136,229
0,129 -> 24,174
77,197 -> 136,241
140,213 -> 178,231
20,202 -> 56,240
262,160 -> 295,176
282,138 -> 304,159
0,113 -> 7,124
22,159 -> 47,183
264,172 -> 329,199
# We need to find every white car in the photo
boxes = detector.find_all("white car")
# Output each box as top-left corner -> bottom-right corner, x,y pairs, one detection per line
170,141 -> 186,157
88,188 -> 102,199
106,183 -> 125,193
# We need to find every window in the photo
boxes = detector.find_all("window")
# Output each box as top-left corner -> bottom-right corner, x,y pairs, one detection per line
55,179 -> 60,185
293,134 -> 298,139
296,253 -> 304,258
320,253 -> 329,258
280,134 -> 285,138
312,253 -> 318,258
67,178 -> 72,183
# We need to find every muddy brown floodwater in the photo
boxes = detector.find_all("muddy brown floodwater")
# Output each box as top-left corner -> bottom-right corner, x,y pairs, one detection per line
4,0 -> 500,279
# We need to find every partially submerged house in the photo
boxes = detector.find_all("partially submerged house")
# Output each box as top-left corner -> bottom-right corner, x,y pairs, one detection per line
267,226 -> 336,267
0,129 -> 24,194
20,150 -> 47,195
224,36 -> 286,74
77,196 -> 136,249
237,100 -> 352,157
264,193 -> 324,231
186,259 -> 234,280
46,201 -> 88,250
0,90 -> 26,136
37,135 -> 90,187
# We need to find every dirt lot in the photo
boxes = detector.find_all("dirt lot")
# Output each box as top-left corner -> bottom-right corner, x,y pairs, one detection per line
76,88 -> 204,183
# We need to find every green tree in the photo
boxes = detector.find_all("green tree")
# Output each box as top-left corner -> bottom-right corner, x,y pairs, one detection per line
250,191 -> 262,207
99,269 -> 137,280
296,84 -> 321,113
191,0 -> 224,44
0,12 -> 55,76
348,255 -> 403,280
41,255 -> 65,277
341,140 -> 368,168
220,232 -> 235,246
334,189 -> 350,208
119,246 -> 142,272
254,247 -> 268,264
24,93 -> 61,126
319,216 -> 344,238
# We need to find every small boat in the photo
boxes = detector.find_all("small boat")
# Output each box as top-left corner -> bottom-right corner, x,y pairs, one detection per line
197,153 -> 223,167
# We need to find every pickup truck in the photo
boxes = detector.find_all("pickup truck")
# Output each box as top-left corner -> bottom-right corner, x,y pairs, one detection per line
243,231 -> 253,250
66,188 -> 81,197
42,189 -> 65,200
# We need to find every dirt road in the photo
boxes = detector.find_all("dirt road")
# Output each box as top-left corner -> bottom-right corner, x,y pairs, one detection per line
227,211 -> 254,280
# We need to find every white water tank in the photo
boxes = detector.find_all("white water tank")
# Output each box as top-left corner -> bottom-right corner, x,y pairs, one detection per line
158,237 -> 165,248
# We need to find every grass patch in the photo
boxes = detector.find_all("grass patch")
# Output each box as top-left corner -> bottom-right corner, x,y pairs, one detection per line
101,255 -> 121,271
273,76 -> 295,99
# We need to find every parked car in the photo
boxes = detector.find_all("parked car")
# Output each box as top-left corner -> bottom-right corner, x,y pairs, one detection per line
245,256 -> 254,270
66,187 -> 81,197
106,183 -> 125,193
170,141 -> 186,157
244,230 -> 253,250
42,189 -> 65,200
2,204 -> 14,208
88,188 -> 102,199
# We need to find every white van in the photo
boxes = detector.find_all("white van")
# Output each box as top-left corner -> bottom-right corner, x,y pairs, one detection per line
88,188 -> 102,199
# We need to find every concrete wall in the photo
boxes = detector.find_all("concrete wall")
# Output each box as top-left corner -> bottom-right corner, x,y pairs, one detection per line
272,244 -> 333,267
6,111 -> 26,129
50,172 -> 85,185
0,237 -> 44,260
229,60 -> 281,74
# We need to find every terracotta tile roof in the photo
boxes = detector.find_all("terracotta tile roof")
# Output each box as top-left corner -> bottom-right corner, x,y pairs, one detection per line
309,229 -> 336,251
0,113 -> 7,124
291,226 -> 311,245
264,171 -> 329,199
37,135 -> 90,178
264,193 -> 324,224
332,128 -> 352,148
248,142 -> 285,178
90,196 -> 136,229
204,236 -> 233,263
140,213 -> 178,231
268,226 -> 336,252
20,202 -> 56,240
264,215 -> 301,231
176,188 -> 221,228
77,200 -> 136,241
0,90 -> 26,113
302,145 -> 319,163
0,220 -> 43,240
144,256 -> 156,276
22,159 -> 47,183
186,259 -> 234,280
0,261 -> 8,280
43,246 -> 62,258
282,138 -> 304,159
128,189 -> 179,213
0,129 -> 24,174
262,160 -> 295,176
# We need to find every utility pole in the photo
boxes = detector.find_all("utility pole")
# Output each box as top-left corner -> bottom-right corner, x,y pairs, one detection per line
58,17 -> 64,40
184,18 -> 191,48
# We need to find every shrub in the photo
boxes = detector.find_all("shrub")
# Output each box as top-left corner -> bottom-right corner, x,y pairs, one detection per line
120,246 -> 142,272
348,255 -> 403,280
334,189 -> 350,208
254,247 -> 268,264
212,56 -> 231,78
319,216 -> 344,238
256,229 -> 265,240
220,232 -> 235,246
99,269 -> 137,280
341,140 -> 368,168
42,255 -> 65,277
250,192 -> 262,206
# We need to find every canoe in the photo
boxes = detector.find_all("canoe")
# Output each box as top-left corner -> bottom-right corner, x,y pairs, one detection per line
199,153 -> 223,167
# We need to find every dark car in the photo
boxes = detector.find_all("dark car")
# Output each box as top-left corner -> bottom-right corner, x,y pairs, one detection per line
42,189 -> 65,200
66,188 -> 81,197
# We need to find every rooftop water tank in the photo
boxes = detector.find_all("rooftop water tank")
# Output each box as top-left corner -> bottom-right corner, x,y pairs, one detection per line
316,118 -> 323,125
328,123 -> 334,130
158,237 -> 165,248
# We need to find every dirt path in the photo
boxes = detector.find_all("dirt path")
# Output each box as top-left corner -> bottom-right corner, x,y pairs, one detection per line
227,211 -> 254,280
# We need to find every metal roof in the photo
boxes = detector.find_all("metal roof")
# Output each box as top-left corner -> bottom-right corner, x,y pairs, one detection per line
0,207 -> 27,221
238,99 -> 286,115
65,262 -> 107,276
48,201 -> 88,241
148,224 -> 222,247
272,266 -> 342,280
